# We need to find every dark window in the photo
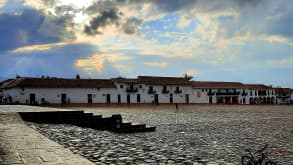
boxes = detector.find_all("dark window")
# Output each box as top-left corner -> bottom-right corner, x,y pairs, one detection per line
30,93 -> 36,105
139,85 -> 142,88
118,94 -> 121,104
88,94 -> 93,104
163,85 -> 167,90
209,97 -> 213,103
106,94 -> 111,104
61,93 -> 66,104
137,94 -> 141,103
120,85 -> 123,88
176,86 -> 179,91
127,94 -> 130,104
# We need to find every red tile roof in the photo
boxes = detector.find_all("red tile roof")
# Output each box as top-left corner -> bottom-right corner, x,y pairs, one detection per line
1,78 -> 115,89
0,79 -> 17,89
112,78 -> 140,84
244,84 -> 270,89
192,81 -> 245,88
274,88 -> 292,94
138,76 -> 191,85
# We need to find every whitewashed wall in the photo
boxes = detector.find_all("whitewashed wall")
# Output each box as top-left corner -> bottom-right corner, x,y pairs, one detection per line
115,82 -> 193,104
2,84 -> 279,104
2,87 -> 118,104
191,88 -> 209,103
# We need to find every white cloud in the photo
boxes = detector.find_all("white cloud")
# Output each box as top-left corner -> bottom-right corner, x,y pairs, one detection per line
112,64 -> 133,72
177,15 -> 192,28
143,61 -> 168,68
183,69 -> 201,76
11,42 -> 73,53
0,0 -> 7,8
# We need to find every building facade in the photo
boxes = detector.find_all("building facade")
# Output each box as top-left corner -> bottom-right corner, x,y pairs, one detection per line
275,88 -> 293,104
0,76 -> 291,105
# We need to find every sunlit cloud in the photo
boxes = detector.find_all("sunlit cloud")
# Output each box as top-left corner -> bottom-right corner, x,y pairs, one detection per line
11,42 -> 73,53
112,64 -> 133,72
75,53 -> 133,74
177,15 -> 192,28
143,61 -> 168,68
183,69 -> 201,76
0,0 -> 7,8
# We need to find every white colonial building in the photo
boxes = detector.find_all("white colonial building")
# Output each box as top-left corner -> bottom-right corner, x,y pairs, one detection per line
0,76 -> 193,105
191,81 -> 246,104
113,76 -> 192,104
245,84 -> 276,104
0,75 -> 290,105
274,88 -> 293,104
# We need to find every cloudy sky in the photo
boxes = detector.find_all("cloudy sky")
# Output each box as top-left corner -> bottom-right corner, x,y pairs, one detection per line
0,0 -> 292,87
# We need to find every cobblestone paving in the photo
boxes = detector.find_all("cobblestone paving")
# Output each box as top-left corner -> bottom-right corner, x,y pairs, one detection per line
26,105 -> 293,164
0,108 -> 95,165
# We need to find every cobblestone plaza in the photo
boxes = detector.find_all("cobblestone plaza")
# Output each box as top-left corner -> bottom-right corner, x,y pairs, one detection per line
1,105 -> 293,164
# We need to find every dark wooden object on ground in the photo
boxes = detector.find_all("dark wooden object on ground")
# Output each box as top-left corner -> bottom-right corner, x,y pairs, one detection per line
19,111 -> 155,133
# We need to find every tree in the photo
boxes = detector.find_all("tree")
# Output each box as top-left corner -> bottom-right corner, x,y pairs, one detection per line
76,74 -> 80,79
183,73 -> 193,80
16,74 -> 20,79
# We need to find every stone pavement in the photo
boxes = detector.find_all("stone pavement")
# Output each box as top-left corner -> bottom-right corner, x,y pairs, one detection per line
0,111 -> 94,165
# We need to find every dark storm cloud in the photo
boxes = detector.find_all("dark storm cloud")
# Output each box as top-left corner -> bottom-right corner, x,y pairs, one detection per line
147,0 -> 197,12
0,44 -> 94,78
54,4 -> 79,15
85,0 -> 118,15
0,9 -> 56,52
0,6 -> 75,53
122,17 -> 143,34
84,8 -> 121,35
114,0 -> 263,12
232,0 -> 264,8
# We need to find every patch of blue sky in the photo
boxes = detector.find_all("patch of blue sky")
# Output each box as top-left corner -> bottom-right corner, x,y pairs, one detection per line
139,13 -> 198,42
234,40 -> 293,62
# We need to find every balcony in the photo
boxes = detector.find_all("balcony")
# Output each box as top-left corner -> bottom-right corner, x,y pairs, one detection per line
126,88 -> 138,93
174,89 -> 182,94
207,91 -> 215,96
162,89 -> 169,94
216,91 -> 240,96
241,92 -> 248,96
148,89 -> 156,94
277,95 -> 291,99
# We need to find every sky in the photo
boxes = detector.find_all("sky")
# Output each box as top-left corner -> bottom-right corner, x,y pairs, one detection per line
0,0 -> 292,88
